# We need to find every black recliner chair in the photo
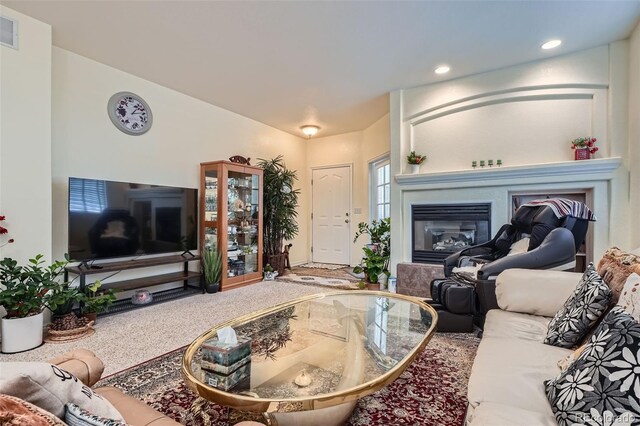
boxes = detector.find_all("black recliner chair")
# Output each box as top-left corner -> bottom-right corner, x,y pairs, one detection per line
429,199 -> 595,332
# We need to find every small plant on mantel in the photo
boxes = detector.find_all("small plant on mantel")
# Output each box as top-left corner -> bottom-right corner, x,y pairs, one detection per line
407,151 -> 426,165
571,137 -> 598,154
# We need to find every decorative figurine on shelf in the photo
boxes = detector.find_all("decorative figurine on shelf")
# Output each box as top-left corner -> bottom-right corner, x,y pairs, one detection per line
229,155 -> 251,165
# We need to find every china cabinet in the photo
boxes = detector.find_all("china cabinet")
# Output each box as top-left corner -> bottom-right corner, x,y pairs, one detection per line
200,161 -> 263,290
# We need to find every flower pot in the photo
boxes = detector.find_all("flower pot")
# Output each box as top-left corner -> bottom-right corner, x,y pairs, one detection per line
264,253 -> 286,276
574,148 -> 591,161
82,312 -> 98,323
1,311 -> 44,354
378,273 -> 389,289
366,282 -> 381,290
204,282 -> 220,294
410,164 -> 421,174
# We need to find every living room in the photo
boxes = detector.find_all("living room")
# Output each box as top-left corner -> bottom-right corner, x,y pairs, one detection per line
2,1 -> 640,425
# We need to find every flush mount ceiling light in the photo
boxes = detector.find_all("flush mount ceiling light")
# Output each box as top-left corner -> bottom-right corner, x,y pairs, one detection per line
434,66 -> 450,75
300,125 -> 320,138
541,39 -> 562,50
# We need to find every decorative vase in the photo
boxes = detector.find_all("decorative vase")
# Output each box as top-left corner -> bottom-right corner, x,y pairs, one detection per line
410,164 -> 421,174
574,148 -> 591,161
378,273 -> 389,289
264,271 -> 278,281
1,311 -> 44,354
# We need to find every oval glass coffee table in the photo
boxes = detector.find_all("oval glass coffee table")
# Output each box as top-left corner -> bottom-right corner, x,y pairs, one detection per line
182,291 -> 437,425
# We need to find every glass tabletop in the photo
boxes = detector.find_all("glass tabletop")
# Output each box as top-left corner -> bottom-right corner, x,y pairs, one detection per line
182,291 -> 437,413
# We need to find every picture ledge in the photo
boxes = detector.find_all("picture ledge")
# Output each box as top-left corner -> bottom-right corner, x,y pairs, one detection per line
395,157 -> 622,187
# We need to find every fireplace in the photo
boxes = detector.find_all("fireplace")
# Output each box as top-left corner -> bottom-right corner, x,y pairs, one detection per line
412,203 -> 491,264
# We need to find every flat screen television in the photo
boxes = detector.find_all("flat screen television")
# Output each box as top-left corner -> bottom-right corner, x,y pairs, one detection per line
68,177 -> 198,262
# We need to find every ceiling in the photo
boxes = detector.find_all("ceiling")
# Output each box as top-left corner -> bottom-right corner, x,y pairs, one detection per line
5,1 -> 640,138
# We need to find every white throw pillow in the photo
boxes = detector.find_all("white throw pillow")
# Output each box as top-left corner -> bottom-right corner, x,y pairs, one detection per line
616,272 -> 640,321
0,362 -> 124,421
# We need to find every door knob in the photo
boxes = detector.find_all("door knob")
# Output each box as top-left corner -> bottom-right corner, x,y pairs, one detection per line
345,219 -> 349,223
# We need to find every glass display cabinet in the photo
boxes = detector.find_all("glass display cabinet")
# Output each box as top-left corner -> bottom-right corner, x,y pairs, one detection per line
200,161 -> 263,290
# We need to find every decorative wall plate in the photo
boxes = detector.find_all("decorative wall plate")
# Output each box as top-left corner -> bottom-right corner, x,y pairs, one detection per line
107,92 -> 153,135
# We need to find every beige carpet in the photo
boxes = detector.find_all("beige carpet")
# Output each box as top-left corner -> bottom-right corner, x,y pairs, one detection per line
0,281 -> 328,375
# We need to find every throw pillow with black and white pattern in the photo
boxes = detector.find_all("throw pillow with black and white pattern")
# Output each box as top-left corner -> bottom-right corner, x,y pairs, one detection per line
545,306 -> 640,426
544,263 -> 611,348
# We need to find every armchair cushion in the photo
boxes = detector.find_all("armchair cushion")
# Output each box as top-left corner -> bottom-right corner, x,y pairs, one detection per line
543,264 -> 611,349
49,349 -> 104,388
496,269 -> 582,317
0,362 -> 124,421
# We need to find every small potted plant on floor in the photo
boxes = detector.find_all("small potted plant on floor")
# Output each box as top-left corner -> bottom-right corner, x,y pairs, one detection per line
353,218 -> 391,289
80,281 -> 116,322
201,246 -> 222,293
0,254 -> 69,353
407,151 -> 426,174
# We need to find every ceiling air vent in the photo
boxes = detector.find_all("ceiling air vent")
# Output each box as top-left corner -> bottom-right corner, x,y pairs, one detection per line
0,16 -> 18,49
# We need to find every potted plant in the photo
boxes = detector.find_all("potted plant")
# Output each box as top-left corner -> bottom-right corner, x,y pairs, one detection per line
263,263 -> 278,281
257,156 -> 300,275
407,151 -> 426,174
353,218 -> 391,288
571,137 -> 598,160
80,281 -> 116,322
0,254 -> 69,353
201,246 -> 222,293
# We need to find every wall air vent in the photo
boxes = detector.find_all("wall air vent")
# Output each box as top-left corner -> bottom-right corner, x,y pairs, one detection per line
0,16 -> 18,49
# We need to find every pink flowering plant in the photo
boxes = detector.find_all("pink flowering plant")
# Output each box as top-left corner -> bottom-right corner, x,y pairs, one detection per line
571,137 -> 598,155
0,215 -> 15,248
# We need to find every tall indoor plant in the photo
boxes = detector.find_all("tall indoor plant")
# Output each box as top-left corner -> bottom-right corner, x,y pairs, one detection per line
257,156 -> 300,275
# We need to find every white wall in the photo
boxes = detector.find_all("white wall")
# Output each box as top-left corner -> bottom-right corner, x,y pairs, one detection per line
51,48 -> 309,270
630,22 -> 640,249
306,114 -> 389,266
390,45 -> 631,271
0,7 -> 52,264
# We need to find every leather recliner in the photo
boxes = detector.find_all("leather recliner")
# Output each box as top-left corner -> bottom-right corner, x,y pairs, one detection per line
431,199 -> 593,330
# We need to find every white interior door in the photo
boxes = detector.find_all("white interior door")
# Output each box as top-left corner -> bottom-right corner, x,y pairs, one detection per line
312,166 -> 351,264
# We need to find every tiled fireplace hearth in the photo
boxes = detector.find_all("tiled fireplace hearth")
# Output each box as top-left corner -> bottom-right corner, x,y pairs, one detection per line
391,158 -> 622,274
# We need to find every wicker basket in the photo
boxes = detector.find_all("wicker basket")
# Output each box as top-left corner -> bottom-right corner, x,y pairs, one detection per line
44,321 -> 95,343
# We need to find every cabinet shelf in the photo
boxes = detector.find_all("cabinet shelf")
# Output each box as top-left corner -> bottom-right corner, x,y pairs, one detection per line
66,254 -> 200,275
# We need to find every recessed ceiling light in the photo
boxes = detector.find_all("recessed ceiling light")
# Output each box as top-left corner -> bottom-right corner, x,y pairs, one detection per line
541,39 -> 562,50
434,66 -> 450,75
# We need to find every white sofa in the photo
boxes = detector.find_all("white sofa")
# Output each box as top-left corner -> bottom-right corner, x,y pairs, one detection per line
465,268 -> 584,425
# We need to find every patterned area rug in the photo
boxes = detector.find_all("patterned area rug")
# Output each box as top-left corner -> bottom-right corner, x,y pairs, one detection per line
297,262 -> 348,270
276,273 -> 358,290
96,333 -> 480,425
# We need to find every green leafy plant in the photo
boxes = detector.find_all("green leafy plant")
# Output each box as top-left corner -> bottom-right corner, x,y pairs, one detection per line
202,247 -> 222,284
257,156 -> 300,258
264,263 -> 274,273
353,218 -> 391,283
81,281 -> 116,315
407,151 -> 426,165
0,254 -> 69,319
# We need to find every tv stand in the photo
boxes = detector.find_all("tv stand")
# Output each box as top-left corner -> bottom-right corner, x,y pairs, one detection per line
181,249 -> 196,258
65,254 -> 202,315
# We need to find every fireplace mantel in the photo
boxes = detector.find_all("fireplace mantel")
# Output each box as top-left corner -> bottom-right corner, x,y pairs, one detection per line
395,157 -> 622,189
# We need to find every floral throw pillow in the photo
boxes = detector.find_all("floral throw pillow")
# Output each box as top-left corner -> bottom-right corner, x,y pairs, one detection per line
544,263 -> 611,348
544,306 -> 640,426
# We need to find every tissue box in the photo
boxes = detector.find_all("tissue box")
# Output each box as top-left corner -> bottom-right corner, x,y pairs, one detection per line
201,336 -> 252,367
202,362 -> 251,391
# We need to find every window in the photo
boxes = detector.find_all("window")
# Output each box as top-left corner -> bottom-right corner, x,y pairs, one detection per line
69,179 -> 108,213
370,156 -> 390,220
